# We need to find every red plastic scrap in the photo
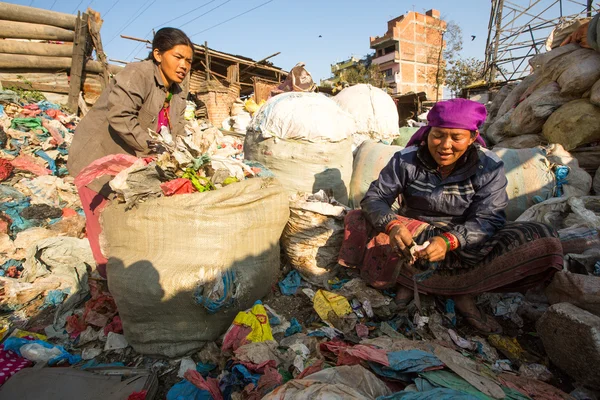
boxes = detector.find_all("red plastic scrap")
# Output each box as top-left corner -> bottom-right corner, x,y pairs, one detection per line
41,119 -> 64,145
45,109 -> 66,121
62,208 -> 78,218
184,370 -> 223,400
319,340 -> 352,356
104,315 -> 123,335
160,178 -> 195,196
238,359 -> 277,374
296,359 -> 324,379
5,266 -> 19,279
10,154 -> 51,176
222,325 -> 253,353
127,390 -> 147,400
0,159 -> 14,182
74,153 -> 139,190
243,366 -> 283,400
343,345 -> 390,366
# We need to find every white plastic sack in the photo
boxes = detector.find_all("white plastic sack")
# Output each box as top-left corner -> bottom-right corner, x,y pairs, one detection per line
333,84 -> 399,141
248,92 -> 354,143
244,130 -> 353,204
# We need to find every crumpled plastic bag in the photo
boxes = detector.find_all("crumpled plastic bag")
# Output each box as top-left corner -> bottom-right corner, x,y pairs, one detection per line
3,336 -> 81,365
222,301 -> 273,352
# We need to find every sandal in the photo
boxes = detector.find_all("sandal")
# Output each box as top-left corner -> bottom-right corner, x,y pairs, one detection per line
461,308 -> 503,336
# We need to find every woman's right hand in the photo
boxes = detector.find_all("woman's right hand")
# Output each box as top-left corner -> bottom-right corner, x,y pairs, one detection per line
389,224 -> 415,262
561,21 -> 591,48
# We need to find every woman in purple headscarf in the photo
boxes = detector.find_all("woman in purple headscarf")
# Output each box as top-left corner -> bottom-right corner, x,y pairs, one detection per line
339,99 -> 563,335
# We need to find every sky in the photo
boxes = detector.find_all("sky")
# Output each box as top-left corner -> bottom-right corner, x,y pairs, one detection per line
6,0 -> 595,82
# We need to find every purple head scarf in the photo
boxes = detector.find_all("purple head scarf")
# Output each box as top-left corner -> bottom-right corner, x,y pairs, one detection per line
406,98 -> 487,147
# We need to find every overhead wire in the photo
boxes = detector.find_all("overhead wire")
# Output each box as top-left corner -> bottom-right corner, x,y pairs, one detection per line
125,0 -> 232,61
103,0 -> 120,18
189,0 -> 274,37
178,0 -> 233,29
105,0 -> 157,46
71,0 -> 84,14
49,0 -> 58,10
151,0 -> 219,29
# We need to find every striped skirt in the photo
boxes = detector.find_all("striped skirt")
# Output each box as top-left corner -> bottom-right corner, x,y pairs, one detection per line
338,210 -> 563,296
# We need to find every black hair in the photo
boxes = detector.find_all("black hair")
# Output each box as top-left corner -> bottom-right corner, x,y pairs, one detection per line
470,130 -> 478,138
146,27 -> 193,61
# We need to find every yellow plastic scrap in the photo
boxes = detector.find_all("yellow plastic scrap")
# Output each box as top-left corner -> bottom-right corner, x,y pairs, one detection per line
488,334 -> 526,362
10,329 -> 47,341
232,301 -> 273,343
244,98 -> 260,115
313,289 -> 353,324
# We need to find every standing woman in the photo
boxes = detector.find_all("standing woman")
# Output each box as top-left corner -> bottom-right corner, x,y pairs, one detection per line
68,28 -> 194,276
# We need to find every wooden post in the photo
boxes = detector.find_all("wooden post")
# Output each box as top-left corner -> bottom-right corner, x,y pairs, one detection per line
68,12 -> 89,114
204,41 -> 210,82
86,9 -> 109,88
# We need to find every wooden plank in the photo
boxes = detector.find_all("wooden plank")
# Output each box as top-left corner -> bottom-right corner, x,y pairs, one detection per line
68,13 -> 87,113
227,63 -> 239,83
86,9 -> 109,88
0,20 -> 74,41
0,54 -> 121,74
0,41 -> 73,57
1,79 -> 69,93
0,2 -> 77,30
192,44 -> 287,75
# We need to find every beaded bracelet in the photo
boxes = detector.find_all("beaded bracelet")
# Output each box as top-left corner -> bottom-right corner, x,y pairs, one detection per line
441,232 -> 459,251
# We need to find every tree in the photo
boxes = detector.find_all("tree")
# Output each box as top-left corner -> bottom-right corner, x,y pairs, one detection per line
426,20 -> 463,101
445,57 -> 485,95
336,54 -> 388,90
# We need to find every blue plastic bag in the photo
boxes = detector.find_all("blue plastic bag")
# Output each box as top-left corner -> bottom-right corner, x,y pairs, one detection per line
278,270 -> 301,296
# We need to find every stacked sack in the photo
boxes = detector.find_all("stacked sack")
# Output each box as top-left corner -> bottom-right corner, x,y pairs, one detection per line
483,43 -> 600,189
333,84 -> 400,151
244,92 -> 355,204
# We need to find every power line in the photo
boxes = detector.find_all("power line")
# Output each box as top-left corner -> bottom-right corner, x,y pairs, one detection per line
189,0 -> 274,37
106,0 -> 157,46
71,0 -> 84,14
151,0 -> 219,29
103,0 -> 120,18
49,0 -> 57,10
178,0 -> 232,29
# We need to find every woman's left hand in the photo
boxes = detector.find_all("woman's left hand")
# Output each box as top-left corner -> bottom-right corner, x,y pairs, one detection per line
416,236 -> 447,262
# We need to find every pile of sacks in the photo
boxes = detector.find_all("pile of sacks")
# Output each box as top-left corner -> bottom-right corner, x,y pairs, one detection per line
483,43 -> 600,184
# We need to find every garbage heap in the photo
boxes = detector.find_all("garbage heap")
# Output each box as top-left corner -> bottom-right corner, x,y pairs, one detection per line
0,70 -> 598,399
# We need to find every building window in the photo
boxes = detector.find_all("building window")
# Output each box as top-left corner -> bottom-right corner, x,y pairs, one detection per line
384,69 -> 393,77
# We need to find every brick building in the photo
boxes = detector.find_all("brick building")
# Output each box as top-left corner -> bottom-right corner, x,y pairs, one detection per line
370,9 -> 446,100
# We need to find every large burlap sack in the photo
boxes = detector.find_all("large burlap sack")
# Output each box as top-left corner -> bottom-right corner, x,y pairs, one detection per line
492,147 -> 555,220
546,272 -> 600,317
496,74 -> 537,119
248,92 -> 354,142
556,49 -> 600,96
542,99 -> 600,150
494,134 -> 547,149
487,83 -> 516,122
545,144 -> 592,197
333,84 -> 399,142
529,43 -> 580,72
349,140 -> 404,209
244,130 -> 353,204
485,109 -> 513,145
571,145 -> 600,175
281,191 -> 348,286
517,196 -> 600,274
507,82 -> 573,136
101,178 -> 289,357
